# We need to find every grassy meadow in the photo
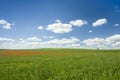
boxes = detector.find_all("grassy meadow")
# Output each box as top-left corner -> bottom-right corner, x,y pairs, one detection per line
0,49 -> 120,80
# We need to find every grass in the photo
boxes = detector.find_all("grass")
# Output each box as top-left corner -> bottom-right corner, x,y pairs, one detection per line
0,49 -> 120,80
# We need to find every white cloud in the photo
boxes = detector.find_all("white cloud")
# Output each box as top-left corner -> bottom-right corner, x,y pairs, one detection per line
46,37 -> 80,45
114,24 -> 119,27
83,38 -> 105,46
0,38 -> 15,43
0,37 -> 80,49
38,26 -> 43,30
106,34 -> 120,43
112,41 -> 120,47
0,20 -> 14,29
89,30 -> 92,33
0,38 -> 15,49
26,37 -> 41,42
55,19 -> 61,23
82,34 -> 120,49
2,34 -> 120,49
19,38 -> 25,43
43,36 -> 54,39
65,44 -> 81,48
83,38 -> 107,49
70,19 -> 87,27
105,34 -> 120,48
46,21 -> 72,34
92,18 -> 107,27
46,19 -> 88,34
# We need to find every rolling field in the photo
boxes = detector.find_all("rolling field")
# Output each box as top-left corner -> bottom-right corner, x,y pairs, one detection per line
0,49 -> 120,80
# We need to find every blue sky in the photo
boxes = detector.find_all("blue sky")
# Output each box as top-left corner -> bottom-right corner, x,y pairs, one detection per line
0,0 -> 120,49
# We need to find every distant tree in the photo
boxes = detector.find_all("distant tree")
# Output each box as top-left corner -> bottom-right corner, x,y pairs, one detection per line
97,48 -> 99,50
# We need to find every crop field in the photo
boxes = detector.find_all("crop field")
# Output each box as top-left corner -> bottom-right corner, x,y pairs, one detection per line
0,49 -> 120,80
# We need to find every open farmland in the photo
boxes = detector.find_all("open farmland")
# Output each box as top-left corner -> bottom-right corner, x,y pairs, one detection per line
0,49 -> 120,80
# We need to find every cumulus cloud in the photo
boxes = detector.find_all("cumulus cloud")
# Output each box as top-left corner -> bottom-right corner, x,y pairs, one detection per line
70,20 -> 87,27
26,37 -> 41,42
46,37 -> 80,45
19,38 -> 25,43
0,20 -> 14,29
82,34 -> 120,49
0,38 -> 15,49
112,41 -> 120,47
83,38 -> 109,49
46,21 -> 72,34
106,34 -> 120,43
18,37 -> 41,45
43,36 -> 54,39
114,24 -> 119,27
92,18 -> 107,27
46,19 -> 87,34
106,34 -> 120,48
38,26 -> 43,30
0,37 -> 80,49
2,34 -> 120,49
55,19 -> 61,23
83,38 -> 105,46
65,44 -> 81,48
0,38 -> 15,43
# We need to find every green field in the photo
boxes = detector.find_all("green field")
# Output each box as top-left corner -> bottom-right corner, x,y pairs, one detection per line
0,49 -> 120,80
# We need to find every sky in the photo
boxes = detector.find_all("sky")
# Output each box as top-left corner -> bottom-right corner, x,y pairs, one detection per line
0,0 -> 120,49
